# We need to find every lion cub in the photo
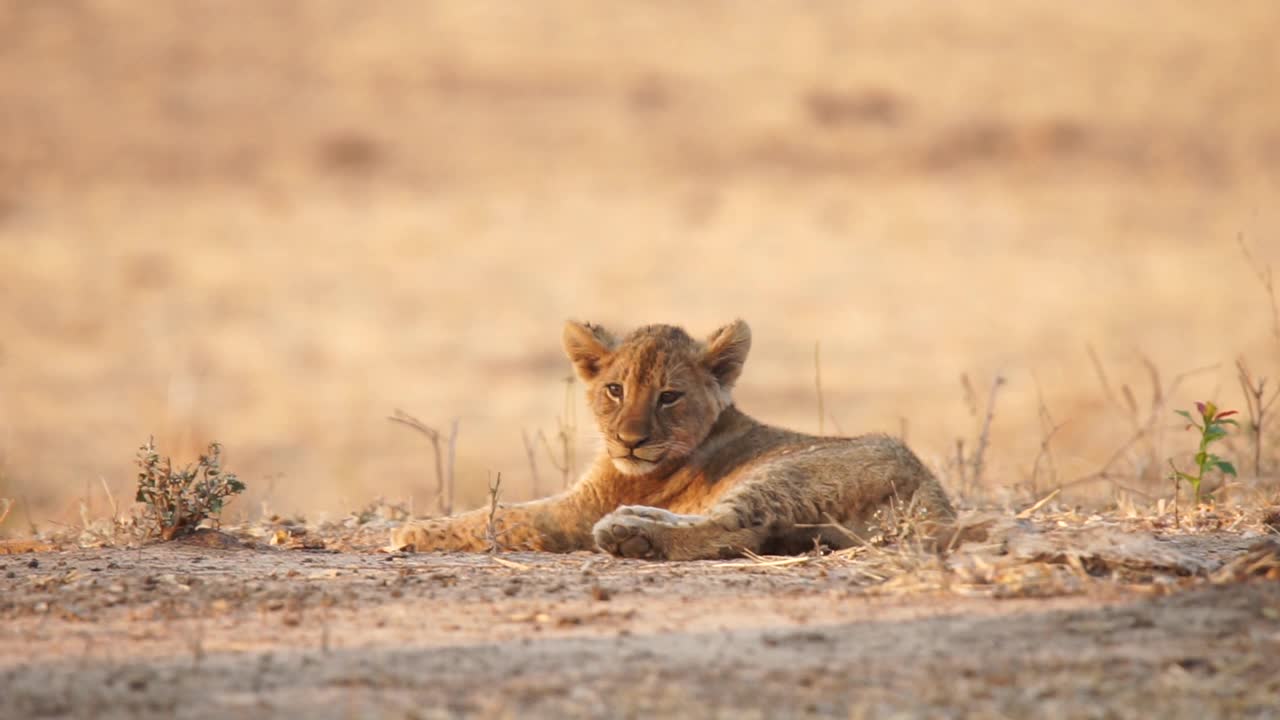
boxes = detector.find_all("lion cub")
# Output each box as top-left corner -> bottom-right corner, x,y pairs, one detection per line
390,320 -> 955,560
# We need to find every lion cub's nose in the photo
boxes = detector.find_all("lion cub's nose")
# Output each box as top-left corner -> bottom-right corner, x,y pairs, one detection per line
616,430 -> 651,449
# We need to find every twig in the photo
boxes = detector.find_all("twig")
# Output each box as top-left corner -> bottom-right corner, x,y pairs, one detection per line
1086,344 -> 1117,406
521,428 -> 542,498
445,418 -> 459,515
485,472 -> 503,553
20,494 -> 36,535
1090,344 -> 1144,430
387,410 -> 458,516
99,476 -> 119,522
814,341 -> 825,435
1237,232 -> 1280,343
827,412 -> 845,436
537,376 -> 578,490
491,556 -> 530,570
953,438 -> 967,490
0,497 -> 12,526
1138,352 -> 1163,418
1028,374 -> 1065,497
713,552 -> 815,569
560,376 -> 576,488
1015,488 -> 1061,519
960,373 -> 978,418
970,374 -> 1006,491
1237,357 -> 1278,478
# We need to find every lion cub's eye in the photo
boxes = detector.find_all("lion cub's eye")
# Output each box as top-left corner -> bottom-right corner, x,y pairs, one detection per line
657,390 -> 684,407
605,383 -> 624,400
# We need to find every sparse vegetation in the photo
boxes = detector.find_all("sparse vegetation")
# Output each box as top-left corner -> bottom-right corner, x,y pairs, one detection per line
387,409 -> 459,516
1169,402 -> 1238,506
484,471 -> 504,553
521,374 -> 579,495
948,372 -> 1006,500
1236,358 -> 1278,478
134,437 -> 246,541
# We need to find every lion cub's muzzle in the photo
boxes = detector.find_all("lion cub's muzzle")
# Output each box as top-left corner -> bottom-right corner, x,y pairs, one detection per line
607,442 -> 669,475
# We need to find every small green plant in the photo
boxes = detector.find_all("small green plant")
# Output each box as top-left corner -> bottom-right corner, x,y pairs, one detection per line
1169,402 -> 1238,505
134,437 -> 245,540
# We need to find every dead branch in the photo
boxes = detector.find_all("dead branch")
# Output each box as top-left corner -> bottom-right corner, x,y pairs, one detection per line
485,472 -> 503,553
1237,357 -> 1279,478
970,373 -> 1006,491
537,375 -> 578,490
960,373 -> 978,418
521,428 -> 542,498
1028,373 -> 1065,496
444,418 -> 459,515
0,497 -> 12,526
814,340 -> 825,435
387,409 -> 458,516
99,476 -> 119,522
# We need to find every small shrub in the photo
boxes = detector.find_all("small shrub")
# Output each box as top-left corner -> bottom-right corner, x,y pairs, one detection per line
134,437 -> 245,540
1169,402 -> 1238,505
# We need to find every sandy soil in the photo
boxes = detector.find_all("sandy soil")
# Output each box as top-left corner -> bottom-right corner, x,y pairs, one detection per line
3,519 -> 1278,719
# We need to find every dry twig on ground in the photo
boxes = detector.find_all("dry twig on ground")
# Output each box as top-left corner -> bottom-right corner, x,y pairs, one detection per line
814,341 -> 825,435
387,409 -> 459,516
520,428 -> 542,498
537,375 -> 578,490
970,374 -> 1006,492
485,472 -> 504,553
1237,358 -> 1278,478
1027,374 -> 1066,497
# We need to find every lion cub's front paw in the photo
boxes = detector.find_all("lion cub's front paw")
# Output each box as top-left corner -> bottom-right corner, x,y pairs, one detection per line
592,506 -> 702,559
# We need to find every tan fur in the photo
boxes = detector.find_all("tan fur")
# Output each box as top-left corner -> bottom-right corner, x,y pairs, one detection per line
390,320 -> 955,560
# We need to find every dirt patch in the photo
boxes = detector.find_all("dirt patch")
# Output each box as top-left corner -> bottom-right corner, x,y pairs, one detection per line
2,518 -> 1278,718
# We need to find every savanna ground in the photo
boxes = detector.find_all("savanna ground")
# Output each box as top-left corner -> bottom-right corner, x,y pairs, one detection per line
3,2 -> 1280,717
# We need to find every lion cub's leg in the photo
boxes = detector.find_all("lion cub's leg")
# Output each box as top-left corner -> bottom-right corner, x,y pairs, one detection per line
592,505 -> 764,561
390,492 -> 601,553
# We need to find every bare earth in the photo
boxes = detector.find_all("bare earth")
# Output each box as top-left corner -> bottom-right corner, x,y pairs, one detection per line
3,518 -> 1279,719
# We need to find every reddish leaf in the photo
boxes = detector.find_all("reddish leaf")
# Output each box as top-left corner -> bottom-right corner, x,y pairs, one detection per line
1214,410 -> 1238,420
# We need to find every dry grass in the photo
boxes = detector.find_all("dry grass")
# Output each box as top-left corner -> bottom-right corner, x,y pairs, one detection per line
711,502 -> 1280,600
0,2 -> 1279,527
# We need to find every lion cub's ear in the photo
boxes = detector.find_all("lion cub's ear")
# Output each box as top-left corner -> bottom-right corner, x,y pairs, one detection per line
562,321 -> 618,381
703,319 -> 752,390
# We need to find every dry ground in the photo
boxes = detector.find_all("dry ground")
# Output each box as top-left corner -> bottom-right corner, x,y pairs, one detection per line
3,513 -> 1280,719
3,3 -> 1280,718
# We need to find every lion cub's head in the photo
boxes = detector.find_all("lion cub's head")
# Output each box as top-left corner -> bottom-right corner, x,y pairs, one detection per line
562,320 -> 752,476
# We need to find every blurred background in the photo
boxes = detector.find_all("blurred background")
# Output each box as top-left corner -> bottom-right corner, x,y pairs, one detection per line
2,1 -> 1279,532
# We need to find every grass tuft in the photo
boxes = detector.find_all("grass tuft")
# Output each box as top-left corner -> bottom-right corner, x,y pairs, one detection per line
134,437 -> 245,541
